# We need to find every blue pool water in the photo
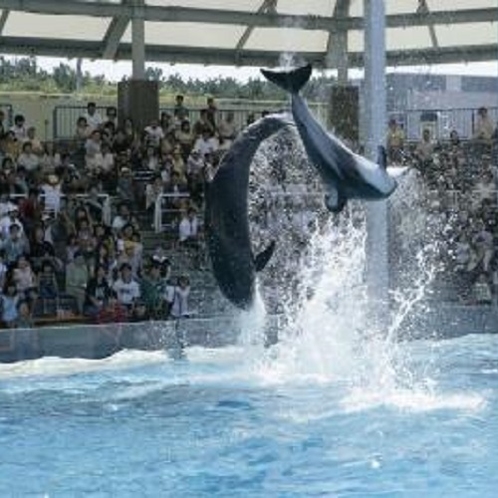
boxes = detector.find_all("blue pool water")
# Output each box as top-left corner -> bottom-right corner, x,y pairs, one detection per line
0,332 -> 497,497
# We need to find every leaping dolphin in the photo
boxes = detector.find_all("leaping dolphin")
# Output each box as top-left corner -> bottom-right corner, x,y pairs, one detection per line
204,114 -> 290,310
261,64 -> 398,213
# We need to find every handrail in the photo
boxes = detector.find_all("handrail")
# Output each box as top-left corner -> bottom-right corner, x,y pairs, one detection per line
4,192 -> 112,225
154,192 -> 191,233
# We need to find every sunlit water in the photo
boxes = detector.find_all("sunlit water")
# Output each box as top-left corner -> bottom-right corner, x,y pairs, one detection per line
1,203 -> 497,497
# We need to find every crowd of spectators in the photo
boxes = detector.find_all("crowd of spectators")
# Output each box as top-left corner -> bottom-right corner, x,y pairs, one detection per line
0,94 -> 252,329
0,96 -> 496,331
387,106 -> 498,305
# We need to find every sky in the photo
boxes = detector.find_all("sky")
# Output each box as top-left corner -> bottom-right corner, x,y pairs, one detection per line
33,56 -> 498,82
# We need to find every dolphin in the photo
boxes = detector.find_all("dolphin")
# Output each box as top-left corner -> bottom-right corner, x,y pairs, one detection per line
261,64 -> 398,213
204,114 -> 290,310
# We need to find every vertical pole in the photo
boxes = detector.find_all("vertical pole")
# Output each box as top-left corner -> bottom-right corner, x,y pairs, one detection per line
131,0 -> 146,80
363,0 -> 389,330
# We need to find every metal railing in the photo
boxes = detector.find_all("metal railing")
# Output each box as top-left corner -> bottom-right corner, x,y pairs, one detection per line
6,192 -> 112,226
401,107 -> 498,141
154,192 -> 191,233
51,102 -> 329,140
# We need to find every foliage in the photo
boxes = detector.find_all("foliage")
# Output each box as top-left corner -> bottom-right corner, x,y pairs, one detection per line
0,56 -> 332,102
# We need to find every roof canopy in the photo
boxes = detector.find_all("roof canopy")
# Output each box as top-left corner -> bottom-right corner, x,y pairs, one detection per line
0,0 -> 496,68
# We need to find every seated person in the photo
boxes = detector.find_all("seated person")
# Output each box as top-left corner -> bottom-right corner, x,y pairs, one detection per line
112,262 -> 140,312
170,275 -> 192,319
473,106 -> 495,143
84,264 -> 113,318
65,251 -> 89,314
386,118 -> 405,164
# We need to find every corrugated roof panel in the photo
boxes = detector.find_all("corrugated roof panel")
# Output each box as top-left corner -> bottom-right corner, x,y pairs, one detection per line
271,0 -> 337,16
436,22 -> 497,47
4,12 -> 111,41
245,28 -> 328,52
387,26 -> 432,50
123,22 -> 247,48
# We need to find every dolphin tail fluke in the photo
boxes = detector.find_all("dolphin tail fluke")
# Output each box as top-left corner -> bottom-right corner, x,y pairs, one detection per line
260,64 -> 312,94
254,241 -> 276,272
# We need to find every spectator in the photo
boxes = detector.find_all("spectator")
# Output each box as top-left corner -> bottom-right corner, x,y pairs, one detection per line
84,264 -> 113,318
12,255 -> 37,302
112,262 -> 140,311
37,260 -> 59,300
65,251 -> 89,314
0,205 -> 24,240
218,111 -> 238,143
205,96 -> 218,130
84,102 -> 103,132
75,116 -> 90,142
159,112 -> 176,136
471,220 -> 494,273
473,273 -> 492,304
193,127 -> 219,158
2,224 -> 29,266
116,167 -> 136,207
15,299 -> 34,329
193,109 -> 215,137
140,262 -> 168,318
112,203 -> 131,233
144,119 -> 165,148
170,275 -> 191,318
17,141 -> 40,174
30,226 -> 59,272
178,207 -> 201,248
145,175 -> 164,218
386,117 -> 405,164
105,106 -> 118,128
96,290 -> 127,324
41,174 -> 63,214
130,299 -> 151,322
473,107 -> 495,143
0,249 -> 7,290
23,126 -> 43,155
176,120 -> 195,160
10,114 -> 27,141
1,280 -> 20,328
173,94 -> 189,122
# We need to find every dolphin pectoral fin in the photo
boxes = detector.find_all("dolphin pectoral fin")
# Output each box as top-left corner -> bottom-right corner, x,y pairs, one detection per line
254,241 -> 276,272
260,64 -> 312,94
377,145 -> 387,170
324,188 -> 347,213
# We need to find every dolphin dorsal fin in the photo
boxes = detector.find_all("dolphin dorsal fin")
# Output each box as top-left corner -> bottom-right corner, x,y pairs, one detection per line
254,241 -> 276,272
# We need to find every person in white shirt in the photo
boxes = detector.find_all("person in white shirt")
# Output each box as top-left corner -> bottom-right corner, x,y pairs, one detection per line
178,207 -> 199,246
10,114 -> 27,141
112,263 -> 140,309
84,102 -> 103,132
17,141 -> 40,173
144,120 -> 165,148
193,128 -> 219,158
0,208 -> 24,240
170,275 -> 191,318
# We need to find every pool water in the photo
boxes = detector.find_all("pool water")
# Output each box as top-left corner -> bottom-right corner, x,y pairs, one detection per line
0,332 -> 496,497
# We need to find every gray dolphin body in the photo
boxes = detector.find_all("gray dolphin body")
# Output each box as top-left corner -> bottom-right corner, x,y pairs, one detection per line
204,114 -> 290,310
261,64 -> 397,212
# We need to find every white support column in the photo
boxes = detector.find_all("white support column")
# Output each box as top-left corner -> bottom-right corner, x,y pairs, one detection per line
131,0 -> 146,80
363,0 -> 389,330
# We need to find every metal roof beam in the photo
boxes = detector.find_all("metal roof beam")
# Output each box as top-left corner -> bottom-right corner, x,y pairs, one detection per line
1,1 -> 497,32
235,0 -> 277,52
102,16 -> 129,59
0,9 -> 10,35
0,36 -> 496,68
